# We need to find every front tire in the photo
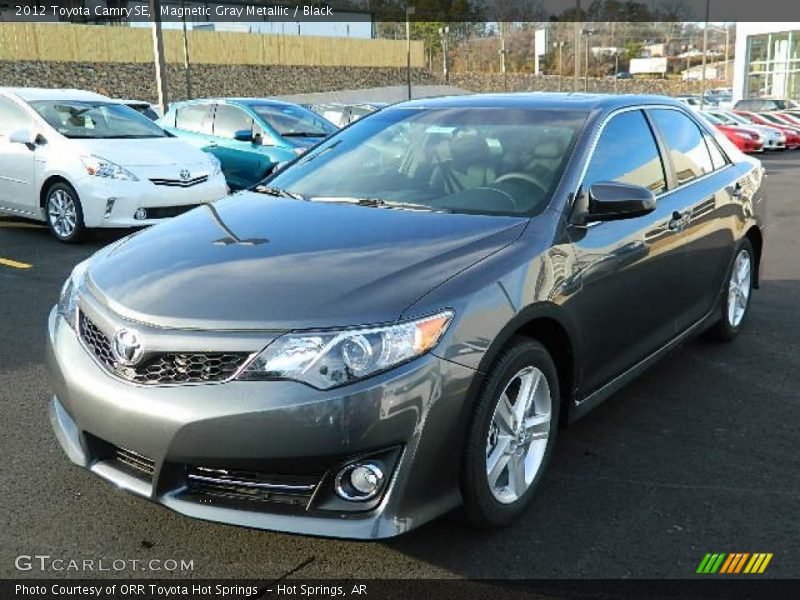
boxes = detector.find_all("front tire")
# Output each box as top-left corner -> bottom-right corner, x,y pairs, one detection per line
707,239 -> 755,342
45,181 -> 86,243
461,338 -> 560,529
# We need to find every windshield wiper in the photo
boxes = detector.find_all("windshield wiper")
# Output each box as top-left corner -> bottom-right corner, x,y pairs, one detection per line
253,185 -> 305,200
309,197 -> 449,213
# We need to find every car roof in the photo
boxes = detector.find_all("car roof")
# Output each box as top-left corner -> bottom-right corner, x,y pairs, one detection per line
0,87 -> 111,102
114,99 -> 151,105
173,97 -> 302,109
396,92 -> 686,113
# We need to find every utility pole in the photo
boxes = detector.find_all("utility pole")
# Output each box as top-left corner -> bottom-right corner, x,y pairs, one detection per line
700,0 -> 710,110
439,26 -> 450,83
573,0 -> 581,92
724,24 -> 730,82
180,0 -> 192,99
405,6 -> 415,100
500,22 -> 508,91
583,29 -> 595,92
553,41 -> 566,91
149,0 -> 169,114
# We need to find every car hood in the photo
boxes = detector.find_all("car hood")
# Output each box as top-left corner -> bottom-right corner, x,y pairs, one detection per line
73,137 -> 212,167
86,194 -> 527,330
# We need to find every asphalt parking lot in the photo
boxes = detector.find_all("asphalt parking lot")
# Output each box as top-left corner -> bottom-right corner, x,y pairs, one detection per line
1,152 -> 799,582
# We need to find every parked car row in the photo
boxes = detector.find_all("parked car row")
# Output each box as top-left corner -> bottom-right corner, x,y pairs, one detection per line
0,88 -> 343,241
695,105 -> 800,154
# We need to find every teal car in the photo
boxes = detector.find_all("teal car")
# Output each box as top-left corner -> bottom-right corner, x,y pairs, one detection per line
159,99 -> 337,190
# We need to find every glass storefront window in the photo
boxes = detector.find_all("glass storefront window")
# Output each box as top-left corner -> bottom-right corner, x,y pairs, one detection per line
746,31 -> 800,100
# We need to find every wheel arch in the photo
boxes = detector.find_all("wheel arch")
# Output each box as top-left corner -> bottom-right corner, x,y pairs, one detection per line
744,225 -> 763,289
473,304 -> 581,427
39,175 -> 74,210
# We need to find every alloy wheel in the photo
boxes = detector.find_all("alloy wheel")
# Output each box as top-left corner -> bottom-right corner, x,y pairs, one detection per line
727,248 -> 752,328
47,189 -> 78,239
485,366 -> 552,504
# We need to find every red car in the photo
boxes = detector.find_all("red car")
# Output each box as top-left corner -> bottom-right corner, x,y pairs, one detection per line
735,110 -> 800,148
715,124 -> 764,153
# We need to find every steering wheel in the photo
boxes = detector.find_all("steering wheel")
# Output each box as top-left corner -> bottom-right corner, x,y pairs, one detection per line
494,172 -> 549,200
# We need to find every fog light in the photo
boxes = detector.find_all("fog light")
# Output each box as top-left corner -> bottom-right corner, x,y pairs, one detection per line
134,208 -> 147,220
335,462 -> 384,501
104,198 -> 116,219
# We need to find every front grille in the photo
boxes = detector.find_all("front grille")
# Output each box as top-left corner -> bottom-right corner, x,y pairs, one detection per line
149,175 -> 209,188
142,204 -> 200,219
185,466 -> 319,508
78,312 -> 251,385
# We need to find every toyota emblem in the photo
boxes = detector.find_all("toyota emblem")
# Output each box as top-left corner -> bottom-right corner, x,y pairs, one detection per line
112,328 -> 143,366
179,169 -> 191,181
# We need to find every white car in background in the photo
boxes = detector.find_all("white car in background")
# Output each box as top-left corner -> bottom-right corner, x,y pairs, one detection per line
0,88 -> 228,242
704,108 -> 787,150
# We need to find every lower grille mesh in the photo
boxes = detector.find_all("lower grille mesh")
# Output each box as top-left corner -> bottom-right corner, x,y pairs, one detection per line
186,466 -> 319,507
78,312 -> 250,385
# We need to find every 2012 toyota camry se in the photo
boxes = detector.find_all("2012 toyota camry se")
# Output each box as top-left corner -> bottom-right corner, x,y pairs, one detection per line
47,94 -> 767,539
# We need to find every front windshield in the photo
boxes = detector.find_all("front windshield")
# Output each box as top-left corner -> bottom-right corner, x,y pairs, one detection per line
702,112 -> 723,125
267,107 -> 587,217
30,100 -> 167,139
759,113 -> 785,124
251,104 -> 336,137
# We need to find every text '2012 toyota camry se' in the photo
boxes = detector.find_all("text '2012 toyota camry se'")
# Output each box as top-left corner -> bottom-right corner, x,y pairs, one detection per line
47,94 -> 767,539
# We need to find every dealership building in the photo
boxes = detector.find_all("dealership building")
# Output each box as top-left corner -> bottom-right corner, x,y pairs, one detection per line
733,22 -> 800,102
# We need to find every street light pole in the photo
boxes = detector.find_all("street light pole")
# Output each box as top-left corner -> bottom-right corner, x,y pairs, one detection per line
405,6 -> 415,101
724,25 -> 730,83
149,0 -> 169,114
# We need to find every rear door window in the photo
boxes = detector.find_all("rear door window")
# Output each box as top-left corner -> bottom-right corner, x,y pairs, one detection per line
213,104 -> 253,139
175,103 -> 214,134
649,109 -> 715,185
583,110 -> 667,195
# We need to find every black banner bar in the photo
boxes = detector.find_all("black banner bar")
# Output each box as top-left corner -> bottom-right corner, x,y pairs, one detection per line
3,0 -> 800,23
4,579 -> 800,600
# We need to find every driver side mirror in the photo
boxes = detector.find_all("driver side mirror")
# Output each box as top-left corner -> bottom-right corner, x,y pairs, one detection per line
233,129 -> 253,143
9,128 -> 38,146
581,181 -> 656,223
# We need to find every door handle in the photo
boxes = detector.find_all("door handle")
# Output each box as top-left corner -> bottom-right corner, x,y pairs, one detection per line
207,142 -> 218,149
668,211 -> 690,232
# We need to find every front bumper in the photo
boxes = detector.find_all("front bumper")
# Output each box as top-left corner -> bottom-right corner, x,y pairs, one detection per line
46,307 -> 476,539
74,173 -> 229,228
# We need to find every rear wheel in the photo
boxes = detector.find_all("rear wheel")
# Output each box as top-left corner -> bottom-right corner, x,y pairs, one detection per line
45,181 -> 86,243
707,239 -> 754,342
461,338 -> 560,528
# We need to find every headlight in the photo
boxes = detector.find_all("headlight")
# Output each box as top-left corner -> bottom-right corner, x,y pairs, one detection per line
239,311 -> 453,389
207,153 -> 222,177
57,259 -> 90,330
80,154 -> 138,181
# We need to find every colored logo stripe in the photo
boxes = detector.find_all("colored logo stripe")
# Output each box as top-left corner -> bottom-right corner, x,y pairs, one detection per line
697,553 -> 773,574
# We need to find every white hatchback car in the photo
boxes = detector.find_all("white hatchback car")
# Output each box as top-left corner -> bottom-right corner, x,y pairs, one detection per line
0,88 -> 228,242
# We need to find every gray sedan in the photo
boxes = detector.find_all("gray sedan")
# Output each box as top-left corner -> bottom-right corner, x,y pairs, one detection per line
47,93 -> 766,538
